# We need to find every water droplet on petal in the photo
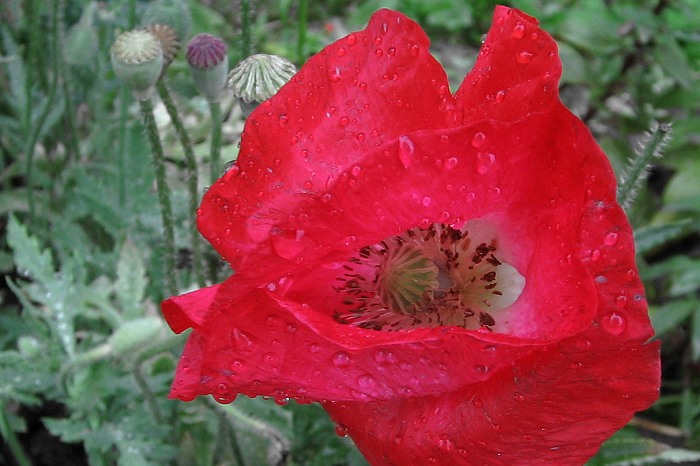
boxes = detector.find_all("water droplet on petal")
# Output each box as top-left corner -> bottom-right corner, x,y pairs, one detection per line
513,392 -> 525,402
346,33 -> 357,46
339,116 -> 349,127
476,152 -> 495,174
358,374 -> 376,388
309,343 -> 320,353
421,196 -> 432,207
495,90 -> 506,103
471,132 -> 486,148
329,68 -> 342,82
270,228 -> 305,259
444,157 -> 458,170
604,232 -> 619,245
410,44 -> 421,56
351,165 -> 361,177
517,51 -> 533,64
398,135 -> 415,168
335,423 -> 349,437
337,48 -> 346,57
333,352 -> 351,366
512,22 -> 525,39
601,312 -> 626,335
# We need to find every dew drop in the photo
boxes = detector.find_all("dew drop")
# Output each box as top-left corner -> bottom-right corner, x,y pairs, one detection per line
356,133 -> 366,142
512,22 -> 525,39
309,343 -> 320,353
394,435 -> 403,445
472,398 -> 483,407
351,165 -> 361,176
398,135 -> 415,168
346,33 -> 357,46
358,374 -> 376,388
375,48 -> 383,58
410,44 -> 421,56
495,90 -> 506,103
517,51 -> 533,64
444,157 -> 458,170
601,312 -> 627,335
476,152 -> 495,174
337,48 -> 346,57
513,392 -> 525,402
270,228 -> 305,259
604,232 -> 619,245
421,196 -> 432,207
333,352 -> 351,366
339,116 -> 350,127
335,423 -> 349,437
329,68 -> 342,82
358,82 -> 367,91
471,132 -> 486,148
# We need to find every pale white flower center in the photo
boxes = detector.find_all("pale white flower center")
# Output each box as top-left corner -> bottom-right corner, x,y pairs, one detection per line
335,221 -> 525,331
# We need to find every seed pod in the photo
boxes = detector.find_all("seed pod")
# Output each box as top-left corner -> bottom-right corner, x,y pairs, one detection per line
227,54 -> 297,116
110,29 -> 164,100
186,33 -> 228,103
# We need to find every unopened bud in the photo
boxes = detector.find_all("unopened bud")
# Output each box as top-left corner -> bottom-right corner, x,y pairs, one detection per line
108,317 -> 164,355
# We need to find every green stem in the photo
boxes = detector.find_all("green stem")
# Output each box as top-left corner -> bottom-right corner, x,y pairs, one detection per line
57,0 -> 80,165
0,403 -> 32,466
297,0 -> 308,62
157,81 -> 206,287
617,123 -> 672,211
241,0 -> 251,58
207,398 -> 290,463
117,88 -> 129,206
133,362 -> 163,424
208,101 -> 222,184
25,0 -> 60,224
139,98 -> 178,296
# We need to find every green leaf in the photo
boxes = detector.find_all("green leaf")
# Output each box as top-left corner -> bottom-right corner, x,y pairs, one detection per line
6,214 -> 55,284
649,299 -> 697,337
653,35 -> 697,89
634,219 -> 695,256
115,240 -> 148,319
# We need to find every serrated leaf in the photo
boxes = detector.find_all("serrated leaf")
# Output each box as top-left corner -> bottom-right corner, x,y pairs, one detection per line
634,219 -> 696,256
6,214 -> 55,284
649,299 -> 697,337
115,240 -> 148,318
653,36 -> 697,89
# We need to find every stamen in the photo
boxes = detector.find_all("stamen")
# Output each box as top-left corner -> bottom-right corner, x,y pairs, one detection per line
334,221 -> 526,332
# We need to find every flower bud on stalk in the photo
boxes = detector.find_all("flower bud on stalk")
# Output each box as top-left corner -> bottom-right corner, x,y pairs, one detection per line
186,34 -> 228,103
110,30 -> 164,100
227,54 -> 297,116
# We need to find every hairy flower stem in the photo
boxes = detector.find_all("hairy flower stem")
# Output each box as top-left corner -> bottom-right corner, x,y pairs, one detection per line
617,123 -> 672,211
133,362 -> 163,424
207,398 -> 290,465
297,0 -> 308,62
139,98 -> 178,296
241,0 -> 251,58
0,403 -> 31,466
157,81 -> 206,287
25,0 -> 60,224
209,101 -> 223,184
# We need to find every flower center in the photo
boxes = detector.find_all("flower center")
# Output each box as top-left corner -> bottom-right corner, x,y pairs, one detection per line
335,222 -> 526,331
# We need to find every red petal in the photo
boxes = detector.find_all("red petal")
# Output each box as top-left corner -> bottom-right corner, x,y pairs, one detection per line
162,6 -> 660,463
454,6 -> 561,122
198,9 -> 455,281
324,338 -> 659,465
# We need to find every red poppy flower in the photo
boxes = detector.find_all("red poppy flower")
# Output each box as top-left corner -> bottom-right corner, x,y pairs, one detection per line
163,6 -> 660,465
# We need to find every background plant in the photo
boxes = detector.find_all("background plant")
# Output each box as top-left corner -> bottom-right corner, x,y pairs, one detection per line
0,0 -> 699,465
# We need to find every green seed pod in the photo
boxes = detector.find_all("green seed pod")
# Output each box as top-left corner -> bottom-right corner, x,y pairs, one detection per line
108,317 -> 164,356
110,29 -> 164,100
186,33 -> 228,103
144,23 -> 180,71
227,54 -> 297,116
142,0 -> 192,44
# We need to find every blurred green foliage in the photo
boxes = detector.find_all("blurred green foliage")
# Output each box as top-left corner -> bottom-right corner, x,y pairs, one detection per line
1,0 -> 699,464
